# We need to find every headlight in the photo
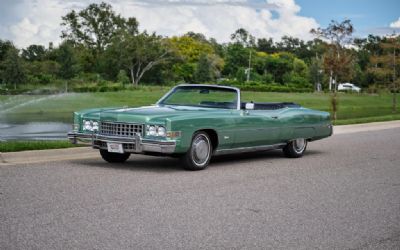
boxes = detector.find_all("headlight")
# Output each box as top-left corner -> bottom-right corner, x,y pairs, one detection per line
82,120 -> 99,132
146,125 -> 166,137
92,121 -> 99,131
148,125 -> 156,136
157,126 -> 166,137
83,120 -> 92,131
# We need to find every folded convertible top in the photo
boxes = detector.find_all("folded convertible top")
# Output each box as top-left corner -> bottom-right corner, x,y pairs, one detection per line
241,102 -> 301,110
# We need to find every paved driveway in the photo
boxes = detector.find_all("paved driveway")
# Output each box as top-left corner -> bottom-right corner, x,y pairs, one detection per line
1,128 -> 400,249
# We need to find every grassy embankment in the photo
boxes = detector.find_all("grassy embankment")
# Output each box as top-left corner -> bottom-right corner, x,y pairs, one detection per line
0,141 -> 81,153
1,86 -> 399,152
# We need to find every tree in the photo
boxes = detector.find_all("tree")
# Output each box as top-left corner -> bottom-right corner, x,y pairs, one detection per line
168,35 -> 219,82
1,47 -> 26,89
194,54 -> 213,83
276,36 -> 303,54
275,36 -> 315,62
61,2 -> 138,53
365,35 -> 383,59
0,39 -> 14,61
257,38 -> 276,54
308,38 -> 328,56
264,53 -> 294,84
230,28 -> 256,48
353,39 -> 371,71
22,45 -> 46,61
311,19 -> 355,91
24,60 -> 60,84
117,70 -> 130,85
223,43 -> 250,77
322,44 -> 354,82
57,41 -> 79,79
369,35 -> 400,112
108,32 -> 172,86
169,35 -> 214,63
309,56 -> 324,91
208,37 -> 225,57
75,45 -> 96,73
184,32 -> 208,43
0,39 -> 14,84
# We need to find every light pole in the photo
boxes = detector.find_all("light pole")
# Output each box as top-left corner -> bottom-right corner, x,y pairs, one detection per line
317,69 -> 323,91
246,50 -> 252,82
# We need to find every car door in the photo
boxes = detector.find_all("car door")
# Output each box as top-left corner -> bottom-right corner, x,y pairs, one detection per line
231,109 -> 282,148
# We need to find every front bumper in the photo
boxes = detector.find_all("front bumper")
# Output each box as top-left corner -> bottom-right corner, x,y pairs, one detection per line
67,132 -> 176,154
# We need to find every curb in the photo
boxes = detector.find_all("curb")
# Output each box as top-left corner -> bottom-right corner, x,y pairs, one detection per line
334,120 -> 400,135
0,147 -> 98,166
0,152 -> 6,163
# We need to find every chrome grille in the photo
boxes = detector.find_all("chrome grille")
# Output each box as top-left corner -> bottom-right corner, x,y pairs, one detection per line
100,122 -> 143,137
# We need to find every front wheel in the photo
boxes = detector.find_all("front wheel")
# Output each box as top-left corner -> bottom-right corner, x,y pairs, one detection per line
283,138 -> 307,158
181,131 -> 212,171
100,149 -> 130,163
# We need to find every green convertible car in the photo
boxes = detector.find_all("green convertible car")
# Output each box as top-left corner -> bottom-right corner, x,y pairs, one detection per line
68,84 -> 332,170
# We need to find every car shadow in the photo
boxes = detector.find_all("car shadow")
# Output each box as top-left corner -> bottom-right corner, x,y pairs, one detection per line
212,149 -> 323,164
211,149 -> 283,165
71,149 -> 324,173
72,156 -> 183,173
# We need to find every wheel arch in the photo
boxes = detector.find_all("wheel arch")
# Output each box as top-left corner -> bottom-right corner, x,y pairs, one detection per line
194,129 -> 219,152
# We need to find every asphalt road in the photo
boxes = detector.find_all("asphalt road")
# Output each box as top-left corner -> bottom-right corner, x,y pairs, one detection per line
1,128 -> 400,250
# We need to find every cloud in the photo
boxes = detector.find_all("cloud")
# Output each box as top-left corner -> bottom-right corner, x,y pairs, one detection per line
390,17 -> 400,28
2,0 -> 76,48
130,0 -> 273,7
0,0 -> 319,48
116,0 -> 319,42
365,17 -> 400,36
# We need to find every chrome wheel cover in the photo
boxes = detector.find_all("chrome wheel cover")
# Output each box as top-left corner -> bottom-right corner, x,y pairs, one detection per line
293,138 -> 306,153
191,135 -> 211,166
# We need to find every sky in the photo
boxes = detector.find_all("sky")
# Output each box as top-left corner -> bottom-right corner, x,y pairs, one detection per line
0,0 -> 399,48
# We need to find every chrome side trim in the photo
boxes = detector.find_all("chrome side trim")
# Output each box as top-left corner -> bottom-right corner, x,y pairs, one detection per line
67,132 -> 92,145
214,143 -> 287,156
141,143 -> 175,154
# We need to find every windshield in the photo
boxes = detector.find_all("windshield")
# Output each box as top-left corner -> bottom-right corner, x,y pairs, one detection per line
159,86 -> 238,109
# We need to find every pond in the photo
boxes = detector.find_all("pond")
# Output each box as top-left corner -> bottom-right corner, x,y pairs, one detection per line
0,93 -> 74,141
0,122 -> 71,141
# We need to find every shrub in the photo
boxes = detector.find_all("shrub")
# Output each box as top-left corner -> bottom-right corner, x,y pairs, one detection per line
75,72 -> 102,82
71,82 -> 124,92
117,70 -> 131,85
217,79 -> 313,93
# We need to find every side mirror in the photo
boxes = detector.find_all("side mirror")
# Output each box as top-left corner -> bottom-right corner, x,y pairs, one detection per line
245,102 -> 254,110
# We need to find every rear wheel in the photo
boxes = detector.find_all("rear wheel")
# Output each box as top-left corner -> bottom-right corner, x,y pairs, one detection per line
181,131 -> 212,171
283,138 -> 307,158
100,149 -> 130,163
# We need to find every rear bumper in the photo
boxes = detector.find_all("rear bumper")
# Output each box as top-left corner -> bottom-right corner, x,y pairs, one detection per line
67,132 -> 176,154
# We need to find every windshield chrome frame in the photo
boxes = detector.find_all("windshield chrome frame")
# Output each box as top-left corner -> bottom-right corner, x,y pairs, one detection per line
156,84 -> 241,110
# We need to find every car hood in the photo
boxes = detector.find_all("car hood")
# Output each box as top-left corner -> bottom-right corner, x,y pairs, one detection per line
80,105 -> 231,124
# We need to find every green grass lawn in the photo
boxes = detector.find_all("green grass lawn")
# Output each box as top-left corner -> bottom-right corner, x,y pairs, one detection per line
0,140 -> 81,152
1,87 -> 399,125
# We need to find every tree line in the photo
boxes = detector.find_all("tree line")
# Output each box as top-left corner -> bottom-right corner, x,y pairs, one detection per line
0,2 -> 399,95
